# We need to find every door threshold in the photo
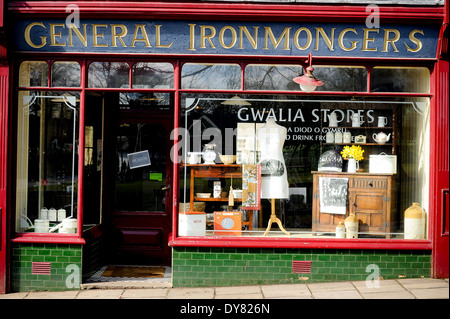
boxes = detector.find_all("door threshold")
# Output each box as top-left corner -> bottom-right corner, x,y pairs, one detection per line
82,265 -> 172,289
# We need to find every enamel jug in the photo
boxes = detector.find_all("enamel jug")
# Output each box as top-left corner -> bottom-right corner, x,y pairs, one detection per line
351,113 -> 364,127
328,111 -> 338,127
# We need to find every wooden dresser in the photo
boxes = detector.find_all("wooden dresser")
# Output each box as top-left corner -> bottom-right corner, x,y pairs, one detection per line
312,171 -> 396,238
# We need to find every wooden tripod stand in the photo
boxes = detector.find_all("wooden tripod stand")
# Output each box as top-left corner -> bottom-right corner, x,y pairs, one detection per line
264,198 -> 290,236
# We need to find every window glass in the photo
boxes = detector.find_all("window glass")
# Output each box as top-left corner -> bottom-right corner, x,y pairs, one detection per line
88,62 -> 129,88
132,62 -> 174,89
181,63 -> 241,90
178,94 -> 430,240
244,65 -> 367,92
16,91 -> 79,233
371,67 -> 430,93
51,62 -> 81,87
244,64 -> 302,91
19,61 -> 48,87
313,66 -> 367,92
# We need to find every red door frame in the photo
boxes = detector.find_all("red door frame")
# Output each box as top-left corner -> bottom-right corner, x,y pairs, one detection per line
431,20 -> 449,278
0,63 -> 9,295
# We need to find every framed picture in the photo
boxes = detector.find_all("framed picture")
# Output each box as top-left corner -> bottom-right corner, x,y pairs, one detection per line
319,177 -> 349,215
355,135 -> 366,143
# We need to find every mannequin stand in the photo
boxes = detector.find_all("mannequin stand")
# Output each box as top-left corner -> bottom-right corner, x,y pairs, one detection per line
264,199 -> 290,236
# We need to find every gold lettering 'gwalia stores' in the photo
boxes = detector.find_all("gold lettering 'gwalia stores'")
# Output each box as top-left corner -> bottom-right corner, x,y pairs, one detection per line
23,21 -> 424,53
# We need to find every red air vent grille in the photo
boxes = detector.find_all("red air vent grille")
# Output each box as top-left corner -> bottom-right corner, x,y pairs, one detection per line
292,261 -> 312,274
32,262 -> 51,275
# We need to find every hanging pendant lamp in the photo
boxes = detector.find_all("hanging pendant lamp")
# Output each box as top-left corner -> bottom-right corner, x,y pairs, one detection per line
293,53 -> 324,92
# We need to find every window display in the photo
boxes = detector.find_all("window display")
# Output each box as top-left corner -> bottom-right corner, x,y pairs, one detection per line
15,92 -> 79,233
179,93 -> 430,240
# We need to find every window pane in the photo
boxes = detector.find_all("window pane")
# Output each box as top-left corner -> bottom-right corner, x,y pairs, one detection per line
178,94 -> 430,240
19,61 -> 48,87
51,62 -> 81,87
312,66 -> 367,92
244,64 -> 302,91
181,63 -> 241,90
118,92 -> 172,111
132,62 -> 174,89
16,92 -> 79,233
371,67 -> 430,93
88,62 -> 129,88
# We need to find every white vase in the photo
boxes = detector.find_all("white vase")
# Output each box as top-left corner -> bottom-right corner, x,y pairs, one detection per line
347,158 -> 359,173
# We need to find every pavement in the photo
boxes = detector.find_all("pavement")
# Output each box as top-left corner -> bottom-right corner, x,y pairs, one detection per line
0,278 -> 448,299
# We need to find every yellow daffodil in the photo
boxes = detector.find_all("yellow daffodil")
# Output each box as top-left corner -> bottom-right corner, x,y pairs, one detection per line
341,145 -> 365,161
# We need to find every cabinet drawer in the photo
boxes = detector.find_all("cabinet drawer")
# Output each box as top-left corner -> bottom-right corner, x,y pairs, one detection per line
352,177 -> 388,190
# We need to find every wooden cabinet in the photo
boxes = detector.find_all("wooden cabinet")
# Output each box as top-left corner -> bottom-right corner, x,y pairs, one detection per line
312,171 -> 396,238
184,164 -> 254,231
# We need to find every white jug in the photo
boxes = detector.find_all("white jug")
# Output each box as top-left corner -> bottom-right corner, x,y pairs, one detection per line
377,116 -> 388,127
328,111 -> 338,127
351,113 -> 364,127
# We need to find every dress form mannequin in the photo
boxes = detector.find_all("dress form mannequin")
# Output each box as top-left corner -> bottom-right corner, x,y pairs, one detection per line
257,118 -> 290,236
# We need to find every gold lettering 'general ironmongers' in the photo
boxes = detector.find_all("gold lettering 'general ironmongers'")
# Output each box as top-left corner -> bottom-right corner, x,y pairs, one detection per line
24,21 -> 424,53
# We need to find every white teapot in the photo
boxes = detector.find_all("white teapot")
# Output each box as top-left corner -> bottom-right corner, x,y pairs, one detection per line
372,132 -> 391,144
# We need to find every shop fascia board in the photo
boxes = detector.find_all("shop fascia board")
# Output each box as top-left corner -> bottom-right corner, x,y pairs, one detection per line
6,1 -> 445,24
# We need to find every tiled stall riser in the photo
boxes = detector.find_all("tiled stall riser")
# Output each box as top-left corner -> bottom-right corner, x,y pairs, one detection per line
11,243 -> 82,292
172,247 -> 432,287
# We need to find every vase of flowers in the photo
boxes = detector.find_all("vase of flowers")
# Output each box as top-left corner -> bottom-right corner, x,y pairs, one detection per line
341,145 -> 364,173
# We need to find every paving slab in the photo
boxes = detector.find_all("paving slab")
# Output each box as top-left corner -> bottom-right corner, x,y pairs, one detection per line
25,290 -> 80,299
167,287 -> 215,299
307,281 -> 355,293
399,278 -> 449,289
351,279 -> 406,294
121,288 -> 169,299
76,288 -> 124,299
215,285 -> 262,296
408,288 -> 449,299
311,290 -> 363,299
215,293 -> 264,299
261,284 -> 311,299
361,291 -> 415,299
0,292 -> 29,299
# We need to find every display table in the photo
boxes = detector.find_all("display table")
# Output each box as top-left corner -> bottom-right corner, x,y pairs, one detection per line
312,171 -> 396,238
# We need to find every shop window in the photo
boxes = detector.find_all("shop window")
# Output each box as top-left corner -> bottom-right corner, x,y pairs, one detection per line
181,63 -> 241,90
51,62 -> 81,87
244,64 -> 302,91
370,67 -> 430,93
132,62 -> 174,89
313,66 -> 367,92
15,92 -> 79,234
19,61 -> 48,87
178,93 -> 430,240
88,62 -> 130,88
244,65 -> 367,92
118,92 -> 172,110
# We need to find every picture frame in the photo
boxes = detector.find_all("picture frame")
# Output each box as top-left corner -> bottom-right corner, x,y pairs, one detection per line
354,135 -> 366,144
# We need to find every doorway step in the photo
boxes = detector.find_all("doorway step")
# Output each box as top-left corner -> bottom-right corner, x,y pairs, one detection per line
81,265 -> 172,289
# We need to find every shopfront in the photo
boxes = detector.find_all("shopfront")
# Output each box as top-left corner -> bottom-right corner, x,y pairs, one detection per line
0,1 -> 448,293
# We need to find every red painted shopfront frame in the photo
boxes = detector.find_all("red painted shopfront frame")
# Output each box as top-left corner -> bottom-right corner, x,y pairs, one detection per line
3,1 -> 448,286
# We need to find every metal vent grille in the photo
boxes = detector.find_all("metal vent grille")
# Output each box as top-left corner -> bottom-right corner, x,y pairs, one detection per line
32,262 -> 51,275
292,261 -> 312,274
